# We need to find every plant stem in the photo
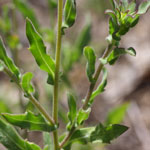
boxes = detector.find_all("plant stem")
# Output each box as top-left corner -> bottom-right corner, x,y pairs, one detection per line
53,0 -> 63,149
3,67 -> 55,125
59,44 -> 113,148
59,126 -> 76,148
28,94 -> 55,125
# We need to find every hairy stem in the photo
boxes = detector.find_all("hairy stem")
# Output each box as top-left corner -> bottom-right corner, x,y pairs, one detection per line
59,44 -> 113,148
3,67 -> 55,125
53,0 -> 63,149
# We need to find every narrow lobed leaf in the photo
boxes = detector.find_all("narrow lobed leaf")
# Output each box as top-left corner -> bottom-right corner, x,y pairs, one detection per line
21,72 -> 34,94
2,111 -> 57,132
0,37 -> 21,80
62,0 -> 76,34
64,123 -> 128,149
84,46 -> 96,83
0,118 -> 41,150
26,18 -> 55,85
90,123 -> 128,144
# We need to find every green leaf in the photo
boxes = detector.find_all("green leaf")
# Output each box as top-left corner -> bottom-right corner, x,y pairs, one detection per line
77,108 -> 91,125
137,1 -> 150,15
67,93 -> 77,125
90,68 -> 107,105
2,111 -> 57,132
21,72 -> 34,94
0,37 -> 21,80
13,0 -> 39,30
105,103 -> 130,125
107,47 -> 136,65
62,0 -> 76,34
130,15 -> 139,28
107,17 -> 119,42
65,127 -> 95,147
43,132 -> 53,150
90,123 -> 128,143
84,46 -> 96,83
26,18 -> 55,85
64,123 -> 128,149
0,118 -> 41,150
126,47 -> 136,56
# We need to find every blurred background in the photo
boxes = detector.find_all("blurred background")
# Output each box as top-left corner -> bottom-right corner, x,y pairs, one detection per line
0,0 -> 150,150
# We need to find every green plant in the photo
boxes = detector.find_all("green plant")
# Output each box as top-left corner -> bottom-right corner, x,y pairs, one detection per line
0,0 -> 150,150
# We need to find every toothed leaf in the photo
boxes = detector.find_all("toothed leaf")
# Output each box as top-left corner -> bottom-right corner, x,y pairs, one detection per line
90,123 -> 128,143
2,111 -> 57,132
26,18 -> 55,85
0,118 -> 41,150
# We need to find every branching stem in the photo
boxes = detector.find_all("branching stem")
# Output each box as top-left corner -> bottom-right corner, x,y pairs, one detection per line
59,44 -> 113,149
3,67 -> 55,125
82,44 -> 113,110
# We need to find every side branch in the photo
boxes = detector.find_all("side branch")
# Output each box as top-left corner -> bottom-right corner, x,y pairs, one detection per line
3,67 -> 55,125
82,44 -> 113,110
59,44 -> 113,149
